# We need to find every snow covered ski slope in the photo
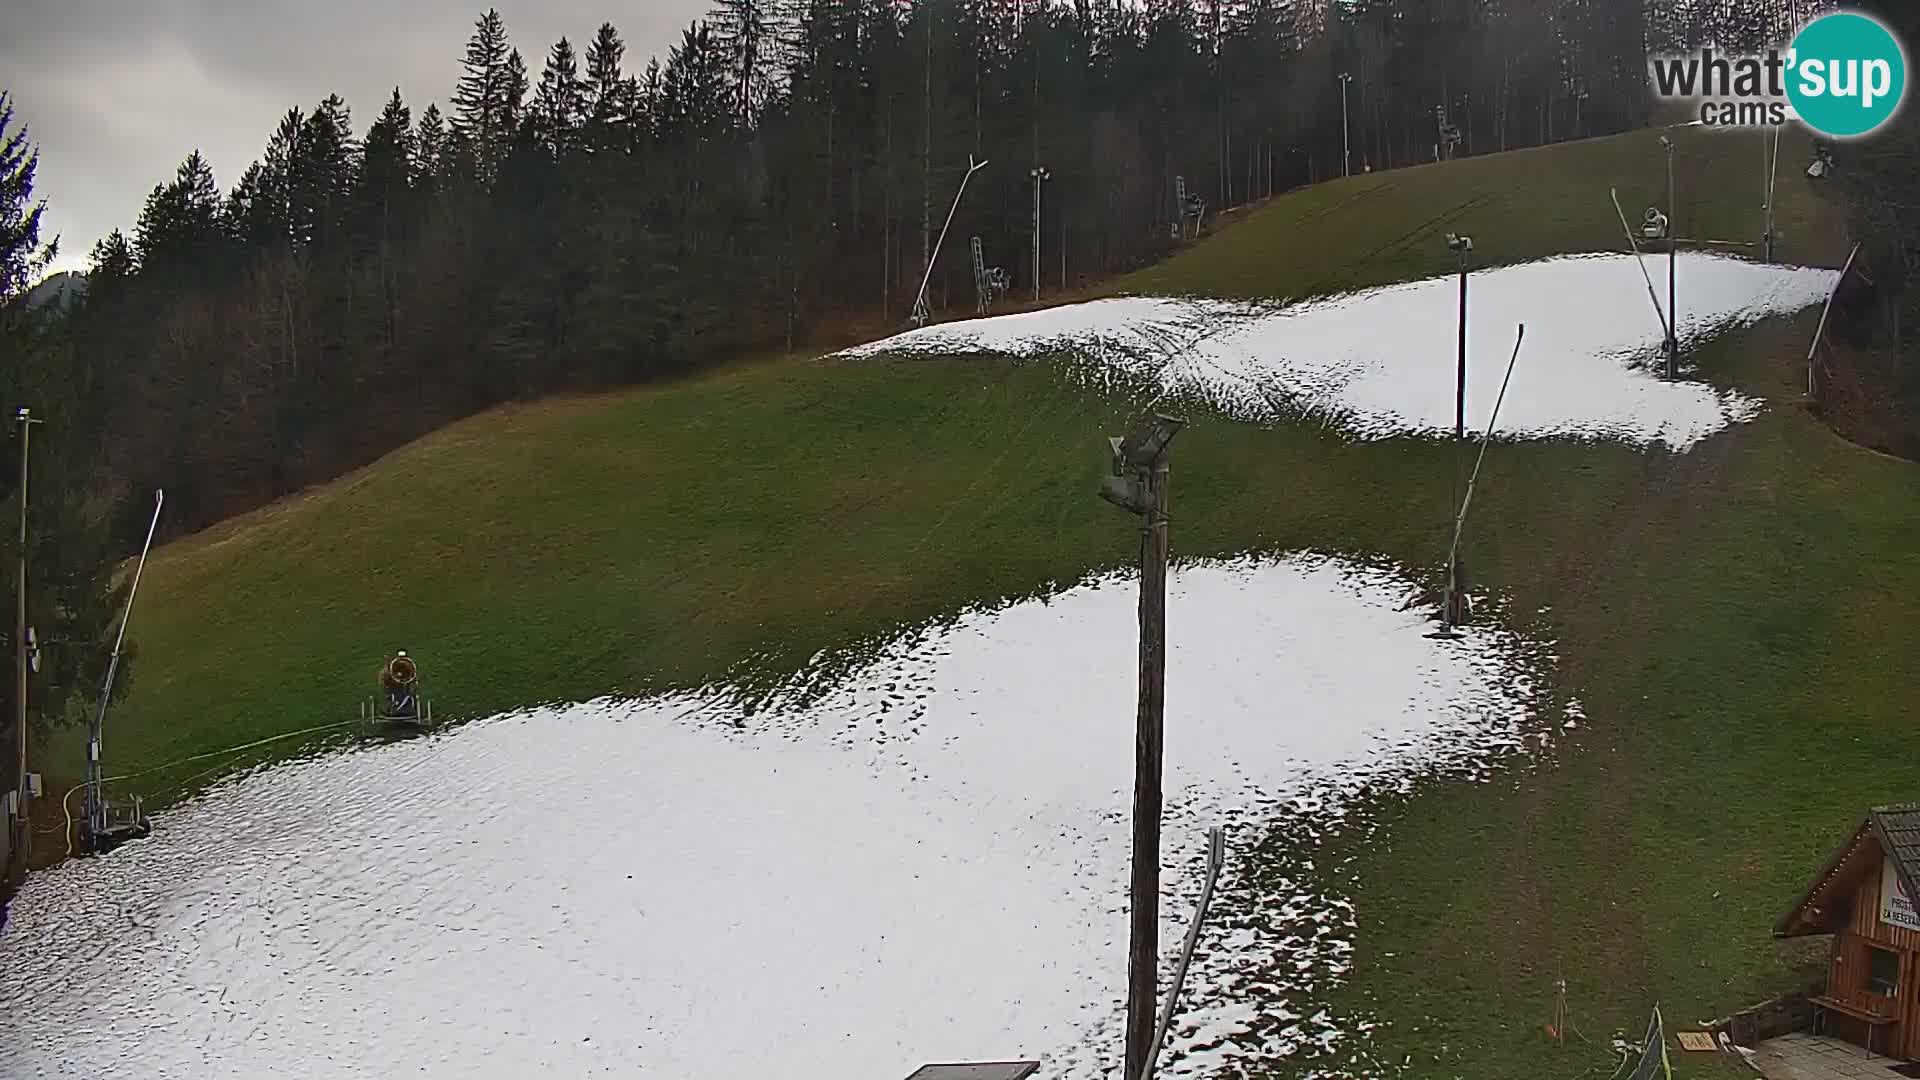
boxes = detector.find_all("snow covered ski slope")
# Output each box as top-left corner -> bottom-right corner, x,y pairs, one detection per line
1,556 -> 1556,1080
843,252 -> 1838,449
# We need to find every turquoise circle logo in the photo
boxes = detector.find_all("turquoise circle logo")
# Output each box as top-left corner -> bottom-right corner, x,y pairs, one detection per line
1788,11 -> 1908,138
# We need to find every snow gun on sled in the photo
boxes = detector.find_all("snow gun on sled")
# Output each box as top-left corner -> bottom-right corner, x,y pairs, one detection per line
361,650 -> 433,729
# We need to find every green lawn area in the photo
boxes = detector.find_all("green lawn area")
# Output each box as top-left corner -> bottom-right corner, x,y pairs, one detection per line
39,119 -> 1906,1079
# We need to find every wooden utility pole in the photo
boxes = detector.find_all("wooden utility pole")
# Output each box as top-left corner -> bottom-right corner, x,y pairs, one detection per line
1099,413 -> 1184,1080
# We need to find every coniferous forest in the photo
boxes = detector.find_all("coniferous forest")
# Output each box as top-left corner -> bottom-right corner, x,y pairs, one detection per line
1,0 -> 1916,565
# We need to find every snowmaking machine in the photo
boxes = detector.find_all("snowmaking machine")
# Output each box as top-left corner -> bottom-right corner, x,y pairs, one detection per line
361,651 -> 433,729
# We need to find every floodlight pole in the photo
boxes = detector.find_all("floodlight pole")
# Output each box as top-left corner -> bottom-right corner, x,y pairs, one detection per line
85,490 -> 164,844
1446,237 -> 1472,628
12,407 -> 41,876
1098,414 -> 1185,1080
1031,167 -> 1050,303
1454,246 -> 1470,442
1339,74 -> 1354,178
1664,138 -> 1679,380
912,156 -> 990,326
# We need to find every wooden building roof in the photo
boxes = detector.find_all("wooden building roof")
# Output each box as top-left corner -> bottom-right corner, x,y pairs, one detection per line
1777,804 -> 1920,939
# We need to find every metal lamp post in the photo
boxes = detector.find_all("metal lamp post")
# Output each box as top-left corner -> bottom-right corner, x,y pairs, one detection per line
1339,73 -> 1354,178
1030,166 -> 1050,303
1661,135 -> 1679,379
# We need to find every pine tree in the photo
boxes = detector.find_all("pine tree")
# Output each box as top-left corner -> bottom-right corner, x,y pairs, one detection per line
296,94 -> 356,246
0,106 -> 123,751
362,88 -> 415,200
134,150 -> 222,269
504,49 -> 531,131
225,161 -> 279,245
452,9 -> 515,186
0,93 -> 56,303
88,229 -> 136,279
709,0 -> 784,128
414,103 -> 448,187
534,37 -> 589,156
586,23 -> 629,128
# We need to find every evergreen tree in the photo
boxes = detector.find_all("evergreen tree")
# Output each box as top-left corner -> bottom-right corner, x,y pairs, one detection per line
585,23 -> 629,128
133,150 -> 222,270
452,9 -> 515,186
0,92 -> 56,303
533,37 -> 589,156
295,94 -> 357,246
88,229 -> 136,280
414,103 -> 448,187
362,88 -> 415,202
504,49 -> 531,132
709,0 -> 784,129
0,103 -> 123,768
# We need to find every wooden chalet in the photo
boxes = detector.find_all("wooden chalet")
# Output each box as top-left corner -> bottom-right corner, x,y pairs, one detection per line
1776,804 -> 1920,1059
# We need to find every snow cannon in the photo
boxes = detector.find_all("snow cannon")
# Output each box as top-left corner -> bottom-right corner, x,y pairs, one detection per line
362,650 -> 433,730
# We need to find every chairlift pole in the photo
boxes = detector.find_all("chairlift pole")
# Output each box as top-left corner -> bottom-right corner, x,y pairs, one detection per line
85,490 -> 164,843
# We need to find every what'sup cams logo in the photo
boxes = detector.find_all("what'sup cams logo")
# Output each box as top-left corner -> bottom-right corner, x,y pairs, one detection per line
1650,10 -> 1908,138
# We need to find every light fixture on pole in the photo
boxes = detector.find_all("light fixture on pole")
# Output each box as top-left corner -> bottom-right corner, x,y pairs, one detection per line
1098,412 -> 1185,1080
1030,166 -> 1050,303
1338,73 -> 1354,178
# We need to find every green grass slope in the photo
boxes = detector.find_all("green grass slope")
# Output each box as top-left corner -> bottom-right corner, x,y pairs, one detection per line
42,121 -> 1900,1080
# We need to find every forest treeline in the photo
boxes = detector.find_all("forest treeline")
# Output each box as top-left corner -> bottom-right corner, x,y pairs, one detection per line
10,0 -> 1920,542
14,0 -> 1819,542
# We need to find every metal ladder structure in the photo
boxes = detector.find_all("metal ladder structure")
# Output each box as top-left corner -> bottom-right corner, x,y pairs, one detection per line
971,236 -> 1009,316
1173,176 -> 1207,242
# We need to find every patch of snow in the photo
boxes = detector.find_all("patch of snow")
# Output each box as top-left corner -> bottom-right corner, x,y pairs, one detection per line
840,252 -> 1838,450
0,556 -> 1553,1080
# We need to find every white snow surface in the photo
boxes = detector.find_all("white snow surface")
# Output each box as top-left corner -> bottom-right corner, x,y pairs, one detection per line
840,252 -> 1839,449
0,556 -> 1551,1079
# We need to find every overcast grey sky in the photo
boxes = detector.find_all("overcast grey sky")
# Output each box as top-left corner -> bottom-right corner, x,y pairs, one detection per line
2,0 -> 711,274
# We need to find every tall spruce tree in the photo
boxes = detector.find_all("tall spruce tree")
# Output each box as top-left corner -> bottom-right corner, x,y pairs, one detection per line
585,24 -> 629,128
534,37 -> 589,157
452,9 -> 515,186
0,92 -> 55,303
0,98 -> 122,775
